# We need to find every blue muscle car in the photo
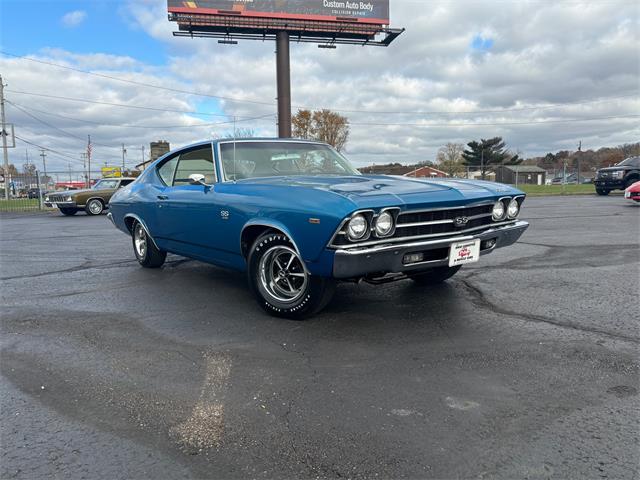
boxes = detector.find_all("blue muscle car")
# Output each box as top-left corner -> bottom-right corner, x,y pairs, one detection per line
108,138 -> 529,319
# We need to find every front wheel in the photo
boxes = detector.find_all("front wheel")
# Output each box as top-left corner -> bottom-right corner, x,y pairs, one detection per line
596,188 -> 610,196
248,233 -> 335,320
410,265 -> 461,285
132,221 -> 166,268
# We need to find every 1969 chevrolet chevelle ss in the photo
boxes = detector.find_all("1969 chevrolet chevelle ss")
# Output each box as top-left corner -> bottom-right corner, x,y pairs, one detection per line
108,139 -> 529,319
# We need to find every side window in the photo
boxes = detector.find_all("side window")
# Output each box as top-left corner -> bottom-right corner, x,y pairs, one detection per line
119,179 -> 134,187
173,145 -> 216,186
157,155 -> 179,186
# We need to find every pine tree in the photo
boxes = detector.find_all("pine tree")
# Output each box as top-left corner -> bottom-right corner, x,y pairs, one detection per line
462,137 -> 521,180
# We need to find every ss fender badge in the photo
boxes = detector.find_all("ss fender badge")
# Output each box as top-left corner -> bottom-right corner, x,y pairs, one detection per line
220,210 -> 230,220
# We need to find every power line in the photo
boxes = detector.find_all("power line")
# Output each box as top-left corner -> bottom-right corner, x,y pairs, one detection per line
3,52 -> 638,116
0,51 -> 275,107
7,101 -> 119,149
14,135 -> 87,165
8,100 -> 276,129
349,114 -> 640,127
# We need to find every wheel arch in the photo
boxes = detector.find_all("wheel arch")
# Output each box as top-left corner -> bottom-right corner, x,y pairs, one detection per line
240,221 -> 302,259
123,214 -> 160,250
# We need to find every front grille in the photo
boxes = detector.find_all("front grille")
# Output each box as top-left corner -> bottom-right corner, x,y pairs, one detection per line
331,203 -> 498,248
48,194 -> 71,202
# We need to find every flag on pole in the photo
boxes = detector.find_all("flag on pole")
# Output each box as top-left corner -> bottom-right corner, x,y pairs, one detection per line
87,136 -> 92,158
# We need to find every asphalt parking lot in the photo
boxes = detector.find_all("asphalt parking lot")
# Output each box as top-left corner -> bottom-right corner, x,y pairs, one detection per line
1,195 -> 639,479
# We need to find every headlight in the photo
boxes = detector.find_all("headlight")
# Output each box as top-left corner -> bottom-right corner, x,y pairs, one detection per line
613,170 -> 624,178
492,200 -> 506,221
507,199 -> 520,218
65,196 -> 72,202
45,196 -> 49,201
347,214 -> 368,241
374,211 -> 394,237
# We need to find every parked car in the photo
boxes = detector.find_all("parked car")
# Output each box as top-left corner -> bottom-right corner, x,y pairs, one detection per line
108,139 -> 529,319
624,180 -> 640,202
551,173 -> 577,185
44,178 -> 136,216
594,156 -> 640,195
26,188 -> 45,199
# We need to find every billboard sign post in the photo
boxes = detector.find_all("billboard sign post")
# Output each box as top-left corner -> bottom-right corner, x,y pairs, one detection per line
167,0 -> 403,137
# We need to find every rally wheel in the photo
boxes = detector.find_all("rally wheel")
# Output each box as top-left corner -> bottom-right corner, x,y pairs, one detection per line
248,232 -> 335,320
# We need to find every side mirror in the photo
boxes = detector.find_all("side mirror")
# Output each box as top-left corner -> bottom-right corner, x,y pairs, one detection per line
188,173 -> 207,186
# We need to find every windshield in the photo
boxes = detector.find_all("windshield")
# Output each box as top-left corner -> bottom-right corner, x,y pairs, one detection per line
615,156 -> 639,167
93,180 -> 119,189
220,142 -> 360,180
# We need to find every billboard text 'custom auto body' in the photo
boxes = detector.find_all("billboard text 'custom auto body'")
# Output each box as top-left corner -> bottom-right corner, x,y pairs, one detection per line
167,0 -> 390,24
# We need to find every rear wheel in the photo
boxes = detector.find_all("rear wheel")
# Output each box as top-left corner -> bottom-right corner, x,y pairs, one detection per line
59,207 -> 77,216
85,199 -> 104,215
132,221 -> 166,268
410,266 -> 461,285
596,188 -> 610,196
248,233 -> 335,320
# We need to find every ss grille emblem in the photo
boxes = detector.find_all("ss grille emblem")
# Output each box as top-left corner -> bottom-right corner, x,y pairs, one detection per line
220,210 -> 230,220
454,216 -> 469,227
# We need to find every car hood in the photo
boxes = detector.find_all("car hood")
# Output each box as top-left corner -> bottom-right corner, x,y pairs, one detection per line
598,167 -> 626,173
235,175 -> 522,209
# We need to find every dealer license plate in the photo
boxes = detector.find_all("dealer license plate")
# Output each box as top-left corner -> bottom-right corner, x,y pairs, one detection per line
449,239 -> 481,267
50,203 -> 57,207
625,191 -> 631,198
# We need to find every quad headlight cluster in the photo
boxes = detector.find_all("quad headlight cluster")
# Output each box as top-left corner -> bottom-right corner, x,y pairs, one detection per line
345,209 -> 397,241
492,197 -> 521,221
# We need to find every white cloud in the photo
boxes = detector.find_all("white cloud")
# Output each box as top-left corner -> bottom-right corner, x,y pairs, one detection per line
61,10 -> 87,28
3,0 -> 638,172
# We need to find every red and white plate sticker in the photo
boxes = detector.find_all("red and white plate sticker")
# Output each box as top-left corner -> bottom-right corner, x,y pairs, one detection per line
448,239 -> 481,267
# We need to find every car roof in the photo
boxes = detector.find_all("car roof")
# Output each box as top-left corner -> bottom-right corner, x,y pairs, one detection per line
176,137 -> 330,151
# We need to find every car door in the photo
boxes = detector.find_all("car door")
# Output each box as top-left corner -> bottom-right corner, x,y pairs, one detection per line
156,144 -> 229,264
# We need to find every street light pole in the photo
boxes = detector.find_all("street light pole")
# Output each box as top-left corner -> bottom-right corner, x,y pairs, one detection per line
1,74 -> 10,200
275,31 -> 292,138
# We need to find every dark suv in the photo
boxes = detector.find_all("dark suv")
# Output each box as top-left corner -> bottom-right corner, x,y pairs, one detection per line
594,156 -> 640,195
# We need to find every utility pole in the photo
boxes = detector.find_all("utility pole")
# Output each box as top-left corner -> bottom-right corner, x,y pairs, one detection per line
1,74 -> 10,200
141,146 -> 145,169
121,144 -> 126,173
40,149 -> 47,188
87,135 -> 92,188
68,163 -> 72,183
577,140 -> 582,185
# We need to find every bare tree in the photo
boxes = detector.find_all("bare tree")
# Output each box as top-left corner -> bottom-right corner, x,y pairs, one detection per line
293,109 -> 350,152
436,142 -> 465,177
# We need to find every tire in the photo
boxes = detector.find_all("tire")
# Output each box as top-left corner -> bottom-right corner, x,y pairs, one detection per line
132,221 -> 166,268
410,265 -> 461,285
595,189 -> 610,196
59,208 -> 77,216
85,199 -> 104,215
247,232 -> 335,320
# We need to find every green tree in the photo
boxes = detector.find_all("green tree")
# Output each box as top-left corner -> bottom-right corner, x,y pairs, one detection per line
462,137 -> 521,180
293,109 -> 350,152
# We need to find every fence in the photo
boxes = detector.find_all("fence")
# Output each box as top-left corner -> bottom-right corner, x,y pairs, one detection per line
0,170 -> 106,213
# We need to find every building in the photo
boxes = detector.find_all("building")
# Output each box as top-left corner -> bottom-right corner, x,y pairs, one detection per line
403,165 -> 449,178
495,165 -> 546,185
136,140 -> 171,170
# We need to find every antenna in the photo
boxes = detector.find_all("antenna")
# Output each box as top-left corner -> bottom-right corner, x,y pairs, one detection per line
233,116 -> 237,182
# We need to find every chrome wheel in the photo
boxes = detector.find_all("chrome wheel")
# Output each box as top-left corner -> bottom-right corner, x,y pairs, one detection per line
88,200 -> 103,215
259,245 -> 308,303
134,223 -> 147,258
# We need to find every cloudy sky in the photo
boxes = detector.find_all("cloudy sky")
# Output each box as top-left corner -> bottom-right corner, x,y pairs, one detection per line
1,0 -> 639,172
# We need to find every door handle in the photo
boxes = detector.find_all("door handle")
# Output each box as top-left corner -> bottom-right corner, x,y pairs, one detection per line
157,195 -> 169,200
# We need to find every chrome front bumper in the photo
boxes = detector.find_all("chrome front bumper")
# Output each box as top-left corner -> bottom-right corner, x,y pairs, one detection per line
332,220 -> 529,279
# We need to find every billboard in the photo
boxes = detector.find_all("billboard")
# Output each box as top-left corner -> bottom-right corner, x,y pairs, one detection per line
101,167 -> 122,178
167,0 -> 389,25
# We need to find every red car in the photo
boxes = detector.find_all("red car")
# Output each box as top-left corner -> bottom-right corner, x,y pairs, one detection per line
624,180 -> 640,202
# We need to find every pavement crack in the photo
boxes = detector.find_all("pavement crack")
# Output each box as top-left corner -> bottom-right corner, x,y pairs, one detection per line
460,279 -> 640,344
